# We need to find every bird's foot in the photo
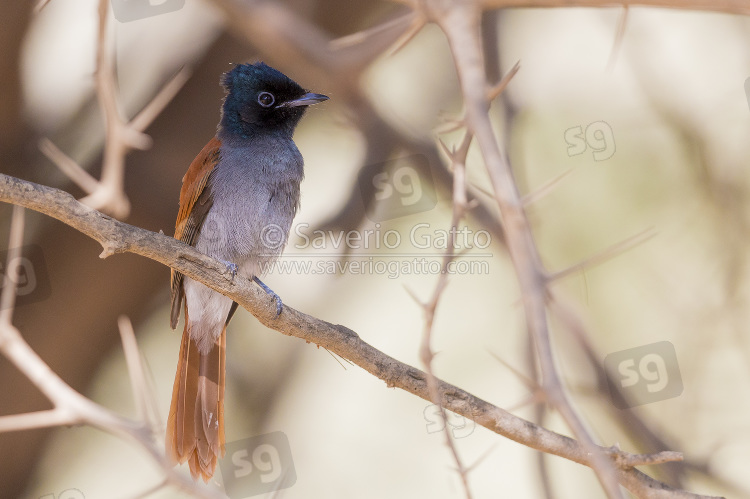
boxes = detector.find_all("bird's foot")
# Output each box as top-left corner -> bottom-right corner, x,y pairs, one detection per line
252,276 -> 283,317
220,260 -> 238,280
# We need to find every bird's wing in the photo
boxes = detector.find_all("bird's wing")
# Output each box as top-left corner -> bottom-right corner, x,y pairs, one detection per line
170,137 -> 222,329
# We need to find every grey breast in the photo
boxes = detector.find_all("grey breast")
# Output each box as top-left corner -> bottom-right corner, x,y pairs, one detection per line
196,136 -> 304,276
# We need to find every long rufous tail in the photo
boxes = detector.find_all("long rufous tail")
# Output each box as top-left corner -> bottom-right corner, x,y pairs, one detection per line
166,305 -> 226,481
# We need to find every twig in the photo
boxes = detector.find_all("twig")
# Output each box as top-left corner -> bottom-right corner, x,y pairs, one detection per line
607,6 -> 630,71
414,59 -> 520,492
34,0 -> 52,14
40,0 -> 190,219
413,130 -> 476,498
388,14 -> 428,56
118,315 -> 162,432
38,138 -> 101,193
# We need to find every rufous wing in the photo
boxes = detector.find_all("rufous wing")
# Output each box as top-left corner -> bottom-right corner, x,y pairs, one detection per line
170,137 -> 222,329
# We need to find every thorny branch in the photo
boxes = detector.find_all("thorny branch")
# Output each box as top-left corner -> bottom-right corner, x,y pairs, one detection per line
39,0 -> 189,219
412,123 -> 477,499
410,60 -> 519,496
423,2 -> 627,498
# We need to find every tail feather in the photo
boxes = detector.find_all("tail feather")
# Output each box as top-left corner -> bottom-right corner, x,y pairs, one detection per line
166,305 -> 226,481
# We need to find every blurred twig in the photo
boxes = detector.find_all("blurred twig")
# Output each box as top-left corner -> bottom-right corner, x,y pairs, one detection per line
606,6 -> 630,71
39,0 -> 190,219
409,129 -> 477,498
407,59 -> 520,494
401,0 -> 750,15
33,0 -> 52,14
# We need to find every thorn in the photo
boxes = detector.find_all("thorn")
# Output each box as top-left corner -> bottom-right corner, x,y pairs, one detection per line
99,241 -> 126,258
548,227 -> 657,282
436,119 -> 467,135
438,138 -> 453,159
488,350 -> 538,391
323,348 -> 352,370
522,169 -> 574,206
487,60 -> 521,101
403,285 -> 424,307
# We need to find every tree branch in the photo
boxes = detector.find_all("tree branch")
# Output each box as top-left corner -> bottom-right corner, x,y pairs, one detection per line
0,173 -> 723,499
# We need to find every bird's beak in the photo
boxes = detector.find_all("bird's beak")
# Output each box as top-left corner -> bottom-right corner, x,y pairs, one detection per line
278,93 -> 329,108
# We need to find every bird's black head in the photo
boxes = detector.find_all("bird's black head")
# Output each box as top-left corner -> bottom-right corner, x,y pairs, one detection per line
218,62 -> 328,141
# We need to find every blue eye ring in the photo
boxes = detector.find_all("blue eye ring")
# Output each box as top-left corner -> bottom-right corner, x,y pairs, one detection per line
258,91 -> 275,107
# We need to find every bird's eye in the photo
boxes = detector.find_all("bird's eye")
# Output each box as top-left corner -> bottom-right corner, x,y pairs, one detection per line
257,91 -> 275,107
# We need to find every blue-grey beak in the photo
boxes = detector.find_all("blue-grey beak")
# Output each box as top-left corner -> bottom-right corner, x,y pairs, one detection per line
278,92 -> 329,108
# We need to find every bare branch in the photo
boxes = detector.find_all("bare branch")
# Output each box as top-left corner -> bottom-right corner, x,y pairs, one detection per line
0,173 -> 723,499
416,122 -> 477,499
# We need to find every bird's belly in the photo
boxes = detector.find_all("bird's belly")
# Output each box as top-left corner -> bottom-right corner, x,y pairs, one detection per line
195,182 -> 297,278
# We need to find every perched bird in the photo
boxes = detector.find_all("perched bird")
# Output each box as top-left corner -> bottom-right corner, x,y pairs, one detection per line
167,62 -> 327,481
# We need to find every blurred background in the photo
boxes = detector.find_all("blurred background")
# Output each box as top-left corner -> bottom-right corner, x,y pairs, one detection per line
1,1 -> 750,498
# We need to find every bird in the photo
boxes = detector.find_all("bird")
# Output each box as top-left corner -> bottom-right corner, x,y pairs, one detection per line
166,62 -> 328,481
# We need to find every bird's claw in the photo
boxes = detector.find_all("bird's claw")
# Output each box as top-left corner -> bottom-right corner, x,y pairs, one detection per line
272,294 -> 283,317
252,276 -> 283,317
221,260 -> 238,280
